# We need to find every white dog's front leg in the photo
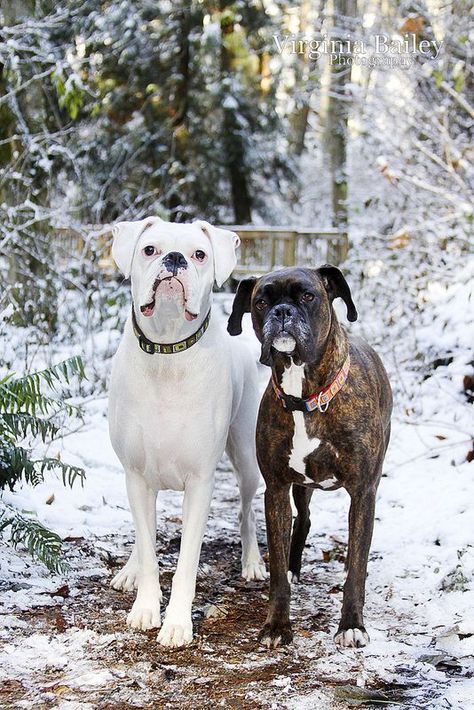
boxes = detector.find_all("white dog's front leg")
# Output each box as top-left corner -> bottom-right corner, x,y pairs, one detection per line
111,485 -> 157,591
125,472 -> 161,631
111,543 -> 138,591
157,476 -> 214,647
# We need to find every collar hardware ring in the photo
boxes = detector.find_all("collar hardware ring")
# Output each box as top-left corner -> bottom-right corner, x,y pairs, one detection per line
271,354 -> 350,414
317,392 -> 330,413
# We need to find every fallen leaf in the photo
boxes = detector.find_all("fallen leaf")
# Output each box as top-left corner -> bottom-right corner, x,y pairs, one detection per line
204,603 -> 228,620
54,611 -> 67,632
0,679 -> 24,694
399,16 -> 424,35
52,685 -> 73,696
334,684 -> 402,705
49,584 -> 70,598
390,230 -> 410,249
418,653 -> 446,665
435,658 -> 463,674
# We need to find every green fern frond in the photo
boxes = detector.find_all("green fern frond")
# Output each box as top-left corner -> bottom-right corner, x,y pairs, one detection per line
0,355 -> 86,572
0,381 -> 77,417
0,357 -> 85,417
0,412 -> 60,442
1,511 -> 66,572
38,457 -> 85,488
10,356 -> 86,391
0,444 -> 43,490
0,446 -> 85,491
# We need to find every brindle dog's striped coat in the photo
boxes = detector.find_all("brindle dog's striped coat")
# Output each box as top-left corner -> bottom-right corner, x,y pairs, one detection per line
228,265 -> 392,649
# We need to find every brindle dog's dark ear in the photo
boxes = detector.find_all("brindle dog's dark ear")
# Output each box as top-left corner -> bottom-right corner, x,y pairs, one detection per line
318,265 -> 358,322
227,277 -> 257,335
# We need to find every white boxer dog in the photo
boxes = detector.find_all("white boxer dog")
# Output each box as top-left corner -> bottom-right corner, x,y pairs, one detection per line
108,216 -> 266,647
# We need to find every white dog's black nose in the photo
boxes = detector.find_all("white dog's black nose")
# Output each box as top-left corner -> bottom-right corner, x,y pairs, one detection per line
163,251 -> 188,275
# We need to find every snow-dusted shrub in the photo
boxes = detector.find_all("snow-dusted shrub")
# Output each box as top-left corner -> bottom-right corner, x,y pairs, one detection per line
0,357 -> 85,571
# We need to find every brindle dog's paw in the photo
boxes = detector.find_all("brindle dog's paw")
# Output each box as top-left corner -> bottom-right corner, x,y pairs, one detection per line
258,621 -> 293,649
334,627 -> 370,648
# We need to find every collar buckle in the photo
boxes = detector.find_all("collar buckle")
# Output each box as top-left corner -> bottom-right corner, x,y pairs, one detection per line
273,354 -> 350,414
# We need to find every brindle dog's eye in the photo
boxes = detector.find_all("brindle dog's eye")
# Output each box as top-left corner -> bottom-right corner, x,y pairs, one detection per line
143,245 -> 156,256
301,292 -> 315,303
255,299 -> 267,311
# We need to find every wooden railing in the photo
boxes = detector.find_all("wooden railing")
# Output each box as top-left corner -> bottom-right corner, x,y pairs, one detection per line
222,225 -> 348,277
55,224 -> 348,279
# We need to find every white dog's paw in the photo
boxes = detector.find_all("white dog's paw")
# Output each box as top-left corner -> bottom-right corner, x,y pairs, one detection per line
127,600 -> 162,631
242,557 -> 267,581
111,562 -> 139,591
334,628 -> 370,648
157,620 -> 193,648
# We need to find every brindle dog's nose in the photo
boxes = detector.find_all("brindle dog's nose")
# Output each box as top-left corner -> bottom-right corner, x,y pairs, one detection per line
163,251 -> 188,275
273,304 -> 293,324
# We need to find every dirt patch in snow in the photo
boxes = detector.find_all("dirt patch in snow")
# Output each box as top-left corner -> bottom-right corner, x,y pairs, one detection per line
1,530 -> 435,710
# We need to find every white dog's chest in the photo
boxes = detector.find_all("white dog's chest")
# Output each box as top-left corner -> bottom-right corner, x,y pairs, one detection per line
109,329 -> 233,491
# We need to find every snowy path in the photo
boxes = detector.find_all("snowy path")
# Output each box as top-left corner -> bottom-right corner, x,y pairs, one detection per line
1,295 -> 473,709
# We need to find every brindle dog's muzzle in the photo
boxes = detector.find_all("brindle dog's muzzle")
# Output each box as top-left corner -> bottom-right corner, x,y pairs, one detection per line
261,304 -> 310,366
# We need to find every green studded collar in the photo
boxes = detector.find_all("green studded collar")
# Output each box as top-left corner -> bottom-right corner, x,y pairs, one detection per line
131,307 -> 211,355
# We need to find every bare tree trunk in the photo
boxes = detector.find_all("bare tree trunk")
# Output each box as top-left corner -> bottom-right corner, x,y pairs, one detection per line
289,0 -> 317,156
167,3 -> 192,222
220,2 -> 252,224
320,0 -> 355,262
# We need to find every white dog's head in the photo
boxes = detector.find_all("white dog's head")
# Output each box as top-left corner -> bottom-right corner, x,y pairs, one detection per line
111,217 -> 240,325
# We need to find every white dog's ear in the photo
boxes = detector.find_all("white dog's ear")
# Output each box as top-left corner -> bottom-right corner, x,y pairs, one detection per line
197,221 -> 240,287
111,217 -> 161,278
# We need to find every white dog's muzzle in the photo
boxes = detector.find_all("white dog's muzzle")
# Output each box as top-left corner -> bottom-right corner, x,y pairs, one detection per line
139,259 -> 201,322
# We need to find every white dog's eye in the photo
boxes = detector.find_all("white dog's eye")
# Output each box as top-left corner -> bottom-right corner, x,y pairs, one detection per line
192,250 -> 207,262
143,245 -> 158,257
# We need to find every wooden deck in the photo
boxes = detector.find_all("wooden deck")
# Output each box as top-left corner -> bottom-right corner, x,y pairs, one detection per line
221,225 -> 348,276
56,224 -> 348,279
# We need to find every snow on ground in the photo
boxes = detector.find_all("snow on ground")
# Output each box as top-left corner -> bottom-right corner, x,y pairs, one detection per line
1,276 -> 473,708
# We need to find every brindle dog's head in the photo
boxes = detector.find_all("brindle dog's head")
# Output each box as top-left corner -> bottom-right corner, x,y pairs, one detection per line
227,265 -> 357,366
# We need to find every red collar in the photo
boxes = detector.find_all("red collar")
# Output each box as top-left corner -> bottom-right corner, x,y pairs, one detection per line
272,354 -> 350,413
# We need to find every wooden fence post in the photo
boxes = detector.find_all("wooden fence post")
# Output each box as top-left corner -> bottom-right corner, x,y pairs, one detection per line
326,231 -> 349,265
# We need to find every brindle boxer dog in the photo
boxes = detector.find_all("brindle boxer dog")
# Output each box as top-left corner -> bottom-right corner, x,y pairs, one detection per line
227,265 -> 392,649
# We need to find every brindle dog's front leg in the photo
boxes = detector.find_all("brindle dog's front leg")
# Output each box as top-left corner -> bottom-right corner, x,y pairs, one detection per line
335,485 -> 377,648
259,483 -> 293,648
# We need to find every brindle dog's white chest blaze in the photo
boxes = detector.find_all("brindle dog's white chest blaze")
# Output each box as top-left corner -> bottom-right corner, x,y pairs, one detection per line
281,362 -> 339,489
